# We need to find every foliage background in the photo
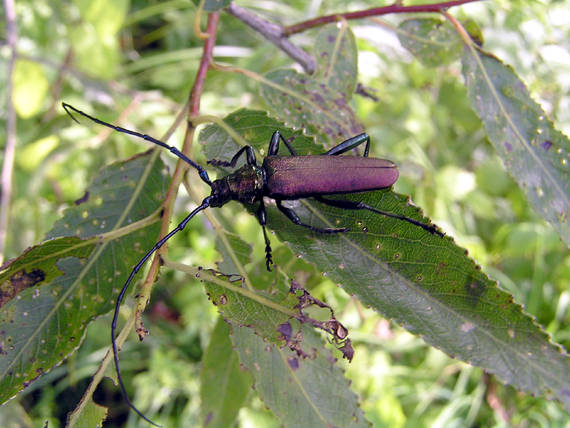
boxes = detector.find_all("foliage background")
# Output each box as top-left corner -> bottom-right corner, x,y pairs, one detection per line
0,0 -> 569,427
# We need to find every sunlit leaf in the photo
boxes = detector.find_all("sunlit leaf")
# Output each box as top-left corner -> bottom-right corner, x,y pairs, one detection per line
314,22 -> 358,100
12,60 -> 49,119
69,26 -> 121,79
398,18 -> 463,66
73,0 -> 128,36
261,70 -> 363,144
16,135 -> 60,172
462,48 -> 570,245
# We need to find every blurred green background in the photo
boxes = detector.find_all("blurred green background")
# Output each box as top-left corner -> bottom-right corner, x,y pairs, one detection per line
0,0 -> 568,426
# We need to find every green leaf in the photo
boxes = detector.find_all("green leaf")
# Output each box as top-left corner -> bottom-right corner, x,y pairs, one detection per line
16,135 -> 60,172
0,151 -> 168,404
12,60 -> 49,118
67,398 -> 108,428
69,26 -> 121,79
73,0 -> 129,36
232,325 -> 370,428
203,267 -> 297,344
462,47 -> 570,245
200,317 -> 252,428
314,22 -> 358,100
191,148 -> 367,425
260,70 -> 363,144
200,110 -> 570,410
271,191 -> 570,410
398,18 -> 463,67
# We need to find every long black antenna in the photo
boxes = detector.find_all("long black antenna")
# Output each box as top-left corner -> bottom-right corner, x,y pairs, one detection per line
62,102 -> 215,425
61,103 -> 212,186
111,198 -> 212,426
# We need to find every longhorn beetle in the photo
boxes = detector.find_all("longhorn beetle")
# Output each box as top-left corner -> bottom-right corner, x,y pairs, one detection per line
62,102 -> 442,425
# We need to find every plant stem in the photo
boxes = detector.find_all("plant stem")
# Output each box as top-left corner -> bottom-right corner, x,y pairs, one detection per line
284,0 -> 484,35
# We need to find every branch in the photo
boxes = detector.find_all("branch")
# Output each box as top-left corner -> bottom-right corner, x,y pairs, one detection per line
284,0 -> 484,35
189,13 -> 220,116
225,3 -> 317,74
0,0 -> 19,265
134,11 -> 221,340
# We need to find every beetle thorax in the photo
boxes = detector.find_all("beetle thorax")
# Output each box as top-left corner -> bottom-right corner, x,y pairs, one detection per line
209,164 -> 265,207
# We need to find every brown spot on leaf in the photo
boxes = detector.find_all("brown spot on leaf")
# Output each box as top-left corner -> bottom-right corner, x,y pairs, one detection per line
287,357 -> 299,370
541,140 -> 553,151
277,322 -> 293,341
465,278 -> 487,304
1,269 -> 46,308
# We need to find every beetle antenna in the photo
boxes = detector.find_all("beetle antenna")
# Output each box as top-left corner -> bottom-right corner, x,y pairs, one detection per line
62,102 -> 212,186
111,197 -> 212,426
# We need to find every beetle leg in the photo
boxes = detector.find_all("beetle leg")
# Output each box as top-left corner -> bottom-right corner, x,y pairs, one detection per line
325,133 -> 370,157
208,145 -> 257,168
276,200 -> 348,234
268,130 -> 298,156
256,201 -> 273,271
315,196 -> 443,236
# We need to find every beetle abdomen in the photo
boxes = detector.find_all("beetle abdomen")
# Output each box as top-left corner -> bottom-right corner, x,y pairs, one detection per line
263,156 -> 398,199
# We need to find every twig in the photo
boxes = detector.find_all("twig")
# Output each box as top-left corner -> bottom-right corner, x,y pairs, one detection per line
189,13 -> 220,116
134,11 -> 220,341
224,1 -> 481,74
284,0 -> 483,35
225,3 -> 317,74
0,0 -> 19,266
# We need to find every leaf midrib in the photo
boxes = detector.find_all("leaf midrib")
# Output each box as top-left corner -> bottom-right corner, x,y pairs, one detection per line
302,198 -> 561,391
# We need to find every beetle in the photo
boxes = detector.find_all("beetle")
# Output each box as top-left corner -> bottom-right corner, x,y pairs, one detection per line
62,102 -> 442,425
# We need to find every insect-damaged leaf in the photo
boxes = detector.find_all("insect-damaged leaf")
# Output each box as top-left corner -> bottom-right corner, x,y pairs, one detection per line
462,47 -> 570,245
314,22 -> 358,100
203,264 -> 298,344
261,69 -> 363,144
67,398 -> 108,428
232,325 -> 370,428
261,26 -> 362,143
0,150 -> 168,403
201,111 -> 569,409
